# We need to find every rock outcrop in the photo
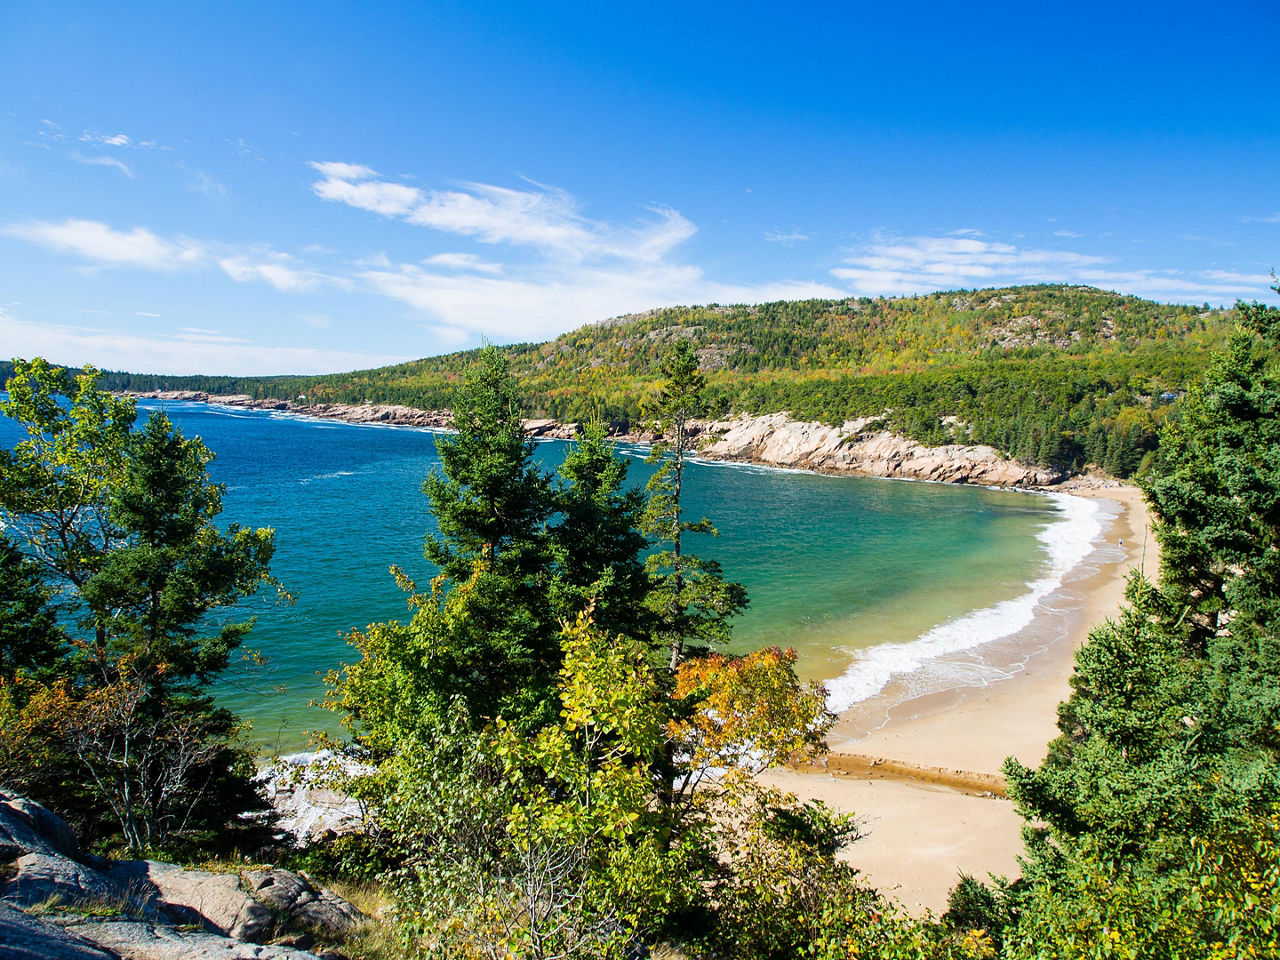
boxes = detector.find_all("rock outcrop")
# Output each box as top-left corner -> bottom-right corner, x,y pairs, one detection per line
696,413 -> 1065,487
124,391 -> 1067,489
0,791 -> 366,960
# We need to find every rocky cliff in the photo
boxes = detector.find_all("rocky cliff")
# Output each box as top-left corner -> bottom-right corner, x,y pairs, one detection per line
125,391 -> 1065,488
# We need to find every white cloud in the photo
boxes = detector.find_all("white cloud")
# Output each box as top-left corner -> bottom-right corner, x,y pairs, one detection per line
1053,229 -> 1083,238
6,218 -> 345,295
314,161 -> 841,340
832,235 -> 1107,295
362,260 -> 845,342
1241,212 -> 1280,223
423,252 -> 504,274
135,311 -> 161,318
4,219 -> 205,270
79,132 -> 131,146
217,251 -> 339,293
763,230 -> 809,246
310,162 -> 695,263
831,233 -> 1274,304
0,306 -> 407,376
72,153 -> 134,177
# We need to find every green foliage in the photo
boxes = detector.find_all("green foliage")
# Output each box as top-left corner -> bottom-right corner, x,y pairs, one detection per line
641,340 -> 746,673
548,419 -> 651,641
0,534 -> 63,680
0,359 -> 280,853
1003,281 -> 1280,956
90,285 -> 1231,477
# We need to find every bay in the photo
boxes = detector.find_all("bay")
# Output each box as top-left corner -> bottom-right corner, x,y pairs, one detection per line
3,399 -> 1074,754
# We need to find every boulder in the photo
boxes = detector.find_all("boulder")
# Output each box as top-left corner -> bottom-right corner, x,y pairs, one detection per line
699,413 -> 1065,487
106,861 -> 274,943
51,916 -> 324,960
3,796 -> 80,859
4,854 -> 130,914
243,869 -> 365,937
0,792 -> 78,862
0,901 -> 118,960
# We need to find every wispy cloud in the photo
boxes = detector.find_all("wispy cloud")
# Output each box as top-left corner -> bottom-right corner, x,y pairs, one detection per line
423,252 -> 505,274
1053,229 -> 1083,238
217,249 -> 343,292
5,219 -> 204,270
0,306 -> 406,376
831,233 -> 1272,304
763,230 -> 809,246
832,235 -> 1105,294
1242,212 -> 1280,224
188,169 -> 227,197
310,162 -> 695,263
72,153 -> 134,177
79,132 -> 131,147
5,217 -> 342,294
311,160 -> 843,340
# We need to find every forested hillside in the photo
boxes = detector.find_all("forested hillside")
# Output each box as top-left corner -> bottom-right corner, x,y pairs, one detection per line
52,284 -> 1232,477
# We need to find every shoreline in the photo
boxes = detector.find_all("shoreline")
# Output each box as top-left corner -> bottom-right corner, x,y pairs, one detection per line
125,390 -> 1065,489
136,391 -> 1146,908
761,483 -> 1156,913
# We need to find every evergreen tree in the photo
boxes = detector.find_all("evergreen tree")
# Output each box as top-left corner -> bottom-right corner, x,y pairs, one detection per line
0,361 -> 280,852
0,534 -> 62,680
1002,281 -> 1280,954
641,340 -> 746,673
548,418 -> 651,640
420,346 -> 558,725
424,345 -> 550,582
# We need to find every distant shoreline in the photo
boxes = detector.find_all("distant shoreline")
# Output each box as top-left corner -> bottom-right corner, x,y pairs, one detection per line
125,389 -> 1071,490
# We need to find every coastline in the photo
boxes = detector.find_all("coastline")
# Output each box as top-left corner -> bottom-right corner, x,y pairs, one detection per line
123,390 -> 1065,489
136,390 -> 1147,909
760,483 -> 1157,913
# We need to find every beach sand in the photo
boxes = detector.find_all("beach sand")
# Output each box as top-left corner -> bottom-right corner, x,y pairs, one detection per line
758,484 -> 1157,913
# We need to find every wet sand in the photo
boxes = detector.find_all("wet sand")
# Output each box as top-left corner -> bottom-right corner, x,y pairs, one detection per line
759,484 -> 1157,913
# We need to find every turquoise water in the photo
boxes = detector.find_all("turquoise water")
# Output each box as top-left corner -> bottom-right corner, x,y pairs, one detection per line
1,400 -> 1072,753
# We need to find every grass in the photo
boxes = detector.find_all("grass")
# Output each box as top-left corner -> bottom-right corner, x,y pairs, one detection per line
25,892 -> 133,919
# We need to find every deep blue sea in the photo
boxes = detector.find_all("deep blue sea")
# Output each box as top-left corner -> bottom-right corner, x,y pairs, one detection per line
2,399 -> 1107,753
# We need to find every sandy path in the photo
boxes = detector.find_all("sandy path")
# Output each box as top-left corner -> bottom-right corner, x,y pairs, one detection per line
758,484 -> 1157,913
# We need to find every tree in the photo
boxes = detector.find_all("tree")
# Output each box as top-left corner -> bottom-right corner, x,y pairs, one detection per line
424,345 -> 550,583
548,418 -> 651,641
0,534 -> 62,680
421,346 -> 558,726
1002,280 -> 1280,954
1144,280 -> 1280,652
640,340 -> 746,673
0,358 -> 136,606
0,361 -> 280,851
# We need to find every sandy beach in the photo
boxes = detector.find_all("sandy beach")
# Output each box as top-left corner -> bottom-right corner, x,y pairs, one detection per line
760,483 -> 1158,913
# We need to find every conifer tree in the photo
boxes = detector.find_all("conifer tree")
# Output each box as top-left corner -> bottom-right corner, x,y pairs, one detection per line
548,418 -> 651,641
420,346 -> 558,724
641,340 -> 746,673
0,361 -> 279,851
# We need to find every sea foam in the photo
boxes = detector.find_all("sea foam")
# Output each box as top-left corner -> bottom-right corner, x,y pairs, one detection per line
824,492 -> 1105,712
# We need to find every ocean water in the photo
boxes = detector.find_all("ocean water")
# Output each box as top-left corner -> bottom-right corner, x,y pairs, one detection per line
1,400 -> 1103,753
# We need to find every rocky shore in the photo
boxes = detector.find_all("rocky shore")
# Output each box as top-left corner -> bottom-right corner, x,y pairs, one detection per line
126,390 -> 1065,488
0,790 -> 366,960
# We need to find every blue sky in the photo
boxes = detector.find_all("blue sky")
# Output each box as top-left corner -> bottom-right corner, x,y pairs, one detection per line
2,1 -> 1277,374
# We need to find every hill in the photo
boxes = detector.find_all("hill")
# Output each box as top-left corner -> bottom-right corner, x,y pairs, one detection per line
18,284 -> 1234,477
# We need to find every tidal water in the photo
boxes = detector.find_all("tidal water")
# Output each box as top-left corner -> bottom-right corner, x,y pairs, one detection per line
2,399 -> 1103,753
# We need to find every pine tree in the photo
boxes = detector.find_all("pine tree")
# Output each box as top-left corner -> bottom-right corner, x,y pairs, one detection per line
0,362 -> 280,851
420,346 -> 558,725
548,418 -> 651,641
641,340 -> 746,673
